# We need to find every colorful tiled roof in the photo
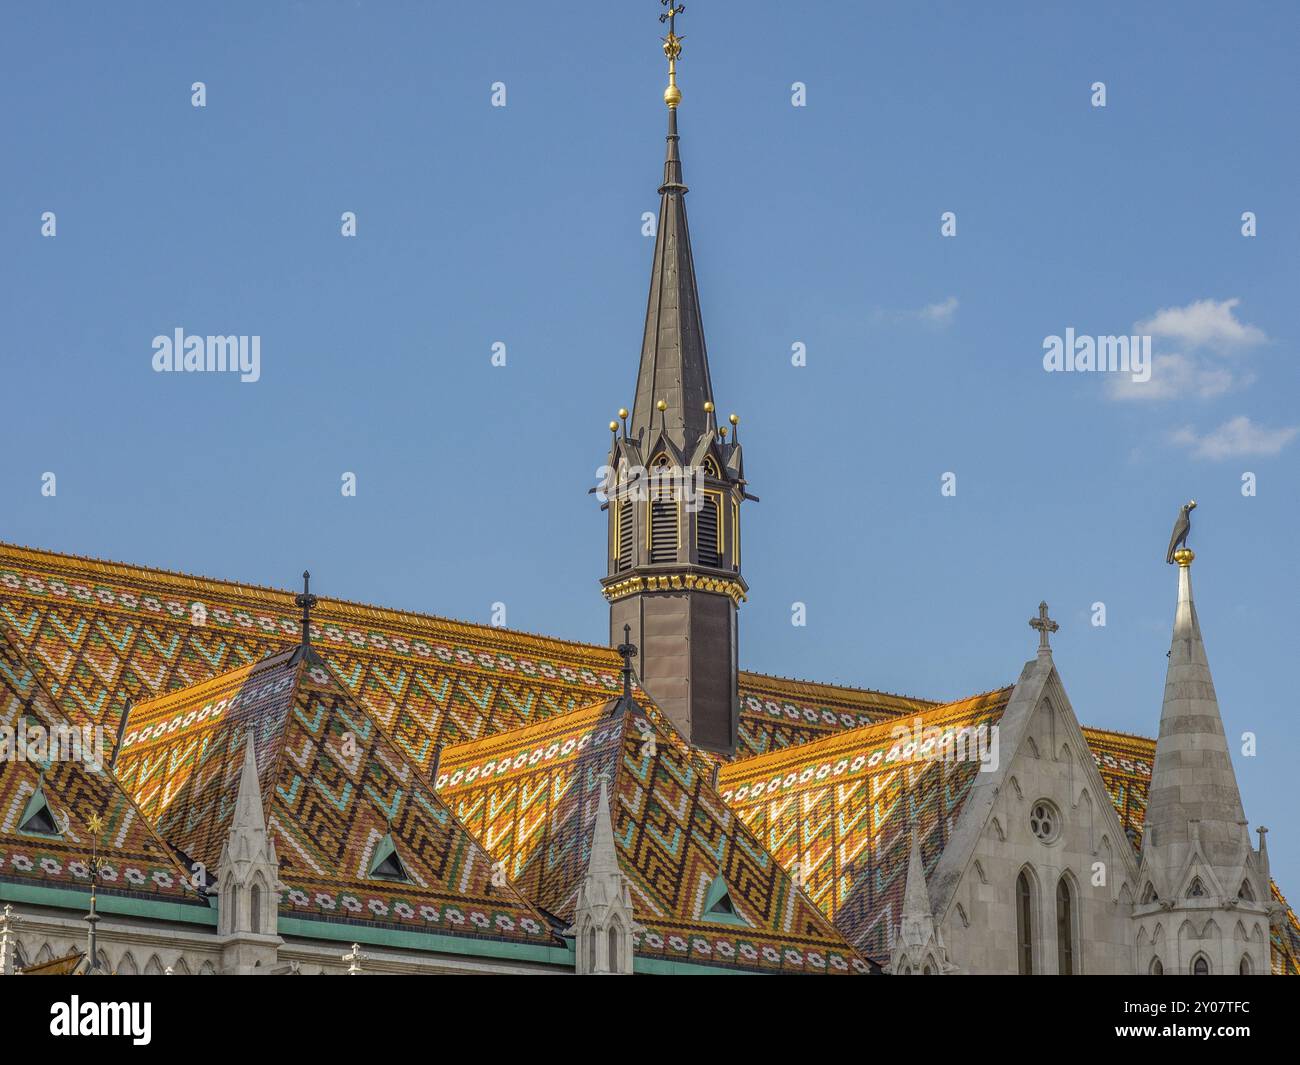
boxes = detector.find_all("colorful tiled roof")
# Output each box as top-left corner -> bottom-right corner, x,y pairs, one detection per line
111,647 -> 556,948
437,697 -> 869,973
1271,882 -> 1300,976
0,543 -> 929,773
0,624 -> 201,907
719,687 -> 1012,960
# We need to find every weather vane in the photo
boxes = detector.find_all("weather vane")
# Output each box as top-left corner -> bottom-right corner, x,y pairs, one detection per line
659,2 -> 685,108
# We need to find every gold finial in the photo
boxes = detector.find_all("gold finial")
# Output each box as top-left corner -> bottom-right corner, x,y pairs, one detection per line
618,407 -> 629,420
656,399 -> 668,412
1174,548 -> 1195,567
719,425 -> 728,438
659,3 -> 685,108
609,421 -> 619,433
87,813 -> 105,835
728,413 -> 738,426
703,401 -> 714,413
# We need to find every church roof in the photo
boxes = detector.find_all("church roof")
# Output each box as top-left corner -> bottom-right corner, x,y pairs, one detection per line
719,686 -> 1013,960
0,623 -> 201,908
0,542 -> 930,772
437,697 -> 869,974
110,646 -> 557,949
3,542 -> 1297,973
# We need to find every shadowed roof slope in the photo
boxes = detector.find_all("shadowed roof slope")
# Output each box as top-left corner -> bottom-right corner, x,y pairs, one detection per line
437,698 -> 869,973
112,647 -> 556,948
720,686 -> 1012,959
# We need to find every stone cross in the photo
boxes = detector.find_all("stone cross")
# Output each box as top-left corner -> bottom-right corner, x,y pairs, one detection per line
1029,601 -> 1058,658
294,570 -> 318,648
343,942 -> 367,975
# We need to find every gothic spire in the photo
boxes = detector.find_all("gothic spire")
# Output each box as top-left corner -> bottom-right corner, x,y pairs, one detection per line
629,4 -> 716,451
1143,548 -> 1249,889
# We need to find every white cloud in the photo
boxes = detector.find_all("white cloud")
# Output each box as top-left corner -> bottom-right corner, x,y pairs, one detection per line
919,296 -> 958,324
1136,297 -> 1266,352
1169,416 -> 1299,460
1107,352 -> 1250,402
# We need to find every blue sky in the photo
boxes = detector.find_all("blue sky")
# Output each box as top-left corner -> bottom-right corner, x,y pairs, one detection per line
2,2 -> 1297,890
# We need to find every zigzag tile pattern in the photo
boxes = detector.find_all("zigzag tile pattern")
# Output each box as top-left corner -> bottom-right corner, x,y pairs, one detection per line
438,700 -> 868,973
0,544 -> 930,770
112,650 -> 555,946
0,625 -> 200,906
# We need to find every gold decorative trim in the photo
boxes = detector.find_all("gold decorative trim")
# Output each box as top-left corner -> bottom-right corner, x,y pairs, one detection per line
602,572 -> 747,605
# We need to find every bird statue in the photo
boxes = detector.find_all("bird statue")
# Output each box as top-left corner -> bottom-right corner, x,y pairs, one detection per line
1165,500 -> 1197,563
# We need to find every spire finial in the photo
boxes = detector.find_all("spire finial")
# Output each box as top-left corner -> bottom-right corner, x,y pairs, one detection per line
659,2 -> 685,109
1029,601 -> 1058,658
84,811 -> 106,975
617,623 -> 638,703
295,570 -> 318,649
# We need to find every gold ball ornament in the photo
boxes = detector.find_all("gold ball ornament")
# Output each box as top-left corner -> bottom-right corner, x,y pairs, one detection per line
729,413 -> 739,426
657,400 -> 668,412
609,421 -> 619,433
704,401 -> 714,413
618,408 -> 629,419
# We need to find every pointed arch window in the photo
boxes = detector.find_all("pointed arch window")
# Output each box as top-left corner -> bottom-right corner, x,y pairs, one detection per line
697,494 -> 721,567
1016,870 -> 1034,975
1141,882 -> 1158,904
614,497 -> 634,571
1237,880 -> 1255,902
1192,954 -> 1210,975
1149,956 -> 1164,976
250,882 -> 263,935
1187,877 -> 1206,898
1056,877 -> 1075,974
648,455 -> 679,563
587,922 -> 597,973
607,924 -> 621,974
1239,954 -> 1252,976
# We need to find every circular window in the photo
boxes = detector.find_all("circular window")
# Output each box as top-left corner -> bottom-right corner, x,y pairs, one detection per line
1029,800 -> 1061,843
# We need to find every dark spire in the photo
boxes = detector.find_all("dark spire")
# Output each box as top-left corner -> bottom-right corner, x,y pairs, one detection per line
630,5 -> 715,452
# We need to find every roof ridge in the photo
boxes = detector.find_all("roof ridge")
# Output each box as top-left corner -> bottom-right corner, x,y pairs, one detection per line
1,540 -> 944,709
720,686 -> 1015,779
1080,724 -> 1157,745
736,668 -> 939,708
0,540 -> 622,660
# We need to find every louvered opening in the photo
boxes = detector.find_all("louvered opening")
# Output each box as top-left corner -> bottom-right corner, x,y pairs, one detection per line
697,497 -> 720,567
616,498 -> 634,571
650,498 -> 678,563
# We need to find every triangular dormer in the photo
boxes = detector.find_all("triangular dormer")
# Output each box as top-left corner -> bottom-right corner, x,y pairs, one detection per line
368,833 -> 410,883
18,780 -> 60,837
